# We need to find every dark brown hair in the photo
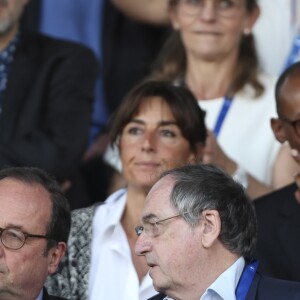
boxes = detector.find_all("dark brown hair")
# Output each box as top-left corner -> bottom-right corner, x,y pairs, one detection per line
109,80 -> 207,153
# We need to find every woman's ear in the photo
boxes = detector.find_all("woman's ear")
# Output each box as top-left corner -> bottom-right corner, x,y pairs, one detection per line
169,4 -> 181,30
200,210 -> 221,249
194,143 -> 205,162
271,118 -> 287,143
243,4 -> 260,33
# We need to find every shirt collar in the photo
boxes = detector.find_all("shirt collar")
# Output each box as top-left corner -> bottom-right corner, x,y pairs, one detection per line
163,257 -> 245,300
203,257 -> 245,300
93,188 -> 127,234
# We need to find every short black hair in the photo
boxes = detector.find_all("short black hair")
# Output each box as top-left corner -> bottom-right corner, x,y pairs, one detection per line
275,61 -> 300,113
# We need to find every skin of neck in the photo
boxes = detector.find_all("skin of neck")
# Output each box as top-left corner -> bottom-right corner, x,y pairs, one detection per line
167,244 -> 240,300
185,49 -> 239,100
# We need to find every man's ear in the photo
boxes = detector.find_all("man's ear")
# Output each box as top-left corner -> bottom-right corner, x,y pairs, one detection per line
271,118 -> 287,143
200,210 -> 221,249
47,242 -> 67,275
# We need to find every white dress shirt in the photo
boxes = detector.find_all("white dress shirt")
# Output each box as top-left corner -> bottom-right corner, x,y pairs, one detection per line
199,74 -> 280,186
88,189 -> 156,300
165,257 -> 245,300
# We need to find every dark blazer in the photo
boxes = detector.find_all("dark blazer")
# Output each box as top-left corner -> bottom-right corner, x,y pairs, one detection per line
254,183 -> 300,281
148,273 -> 300,300
0,30 -> 97,180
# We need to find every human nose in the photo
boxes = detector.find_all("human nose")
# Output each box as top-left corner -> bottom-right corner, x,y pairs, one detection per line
135,233 -> 152,256
141,131 -> 156,152
199,1 -> 218,21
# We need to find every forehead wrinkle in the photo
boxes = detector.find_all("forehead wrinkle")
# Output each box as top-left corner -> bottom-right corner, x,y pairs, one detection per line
2,223 -> 24,230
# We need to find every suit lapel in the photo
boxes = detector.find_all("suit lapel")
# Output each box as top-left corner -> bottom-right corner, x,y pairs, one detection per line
245,273 -> 260,300
276,184 -> 300,268
0,32 -> 38,142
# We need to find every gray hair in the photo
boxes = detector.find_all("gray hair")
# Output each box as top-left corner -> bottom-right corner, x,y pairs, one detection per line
161,164 -> 257,257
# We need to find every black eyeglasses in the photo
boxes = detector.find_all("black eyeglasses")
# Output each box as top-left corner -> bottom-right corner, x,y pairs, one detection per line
135,213 -> 187,237
0,227 -> 51,250
279,115 -> 300,137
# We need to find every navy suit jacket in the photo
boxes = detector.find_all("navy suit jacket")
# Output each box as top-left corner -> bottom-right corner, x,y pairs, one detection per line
254,183 -> 300,281
148,273 -> 300,300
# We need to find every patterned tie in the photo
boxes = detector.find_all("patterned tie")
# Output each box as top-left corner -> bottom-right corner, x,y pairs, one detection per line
0,33 -> 19,114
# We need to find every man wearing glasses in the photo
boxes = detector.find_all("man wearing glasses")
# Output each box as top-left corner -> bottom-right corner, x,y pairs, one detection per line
135,164 -> 300,300
0,166 -> 70,300
254,61 -> 300,282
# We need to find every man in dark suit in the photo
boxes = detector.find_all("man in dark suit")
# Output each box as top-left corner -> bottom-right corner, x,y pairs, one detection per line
254,61 -> 300,281
0,166 -> 71,300
134,164 -> 300,300
0,0 -> 98,208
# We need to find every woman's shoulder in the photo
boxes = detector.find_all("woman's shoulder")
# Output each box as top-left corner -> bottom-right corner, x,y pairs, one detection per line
256,71 -> 277,88
238,71 -> 277,101
104,188 -> 128,204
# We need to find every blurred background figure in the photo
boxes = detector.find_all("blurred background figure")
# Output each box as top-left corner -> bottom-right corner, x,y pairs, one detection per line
21,0 -> 170,204
113,0 -> 300,76
151,0 -> 300,199
45,80 -> 207,300
0,0 -> 97,209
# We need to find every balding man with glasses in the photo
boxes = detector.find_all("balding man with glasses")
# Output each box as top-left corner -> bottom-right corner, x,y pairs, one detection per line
0,166 -> 70,300
135,164 -> 300,300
